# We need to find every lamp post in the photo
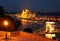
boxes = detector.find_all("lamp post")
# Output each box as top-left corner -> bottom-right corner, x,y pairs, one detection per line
5,31 -> 8,39
3,20 -> 9,39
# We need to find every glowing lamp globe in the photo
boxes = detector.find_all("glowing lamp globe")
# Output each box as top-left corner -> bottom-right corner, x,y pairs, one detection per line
3,20 -> 9,26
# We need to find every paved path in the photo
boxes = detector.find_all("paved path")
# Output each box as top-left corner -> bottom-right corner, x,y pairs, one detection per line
0,31 -> 58,41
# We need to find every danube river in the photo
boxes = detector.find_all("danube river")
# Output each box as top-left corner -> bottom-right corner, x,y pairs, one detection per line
20,19 -> 60,39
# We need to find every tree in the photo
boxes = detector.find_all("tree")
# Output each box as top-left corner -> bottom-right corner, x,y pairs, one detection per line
0,6 -> 5,17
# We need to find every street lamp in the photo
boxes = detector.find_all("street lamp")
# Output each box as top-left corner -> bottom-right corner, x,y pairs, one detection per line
4,20 -> 9,26
3,20 -> 9,39
3,20 -> 9,29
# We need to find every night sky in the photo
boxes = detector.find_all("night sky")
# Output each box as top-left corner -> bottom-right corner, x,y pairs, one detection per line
0,0 -> 60,12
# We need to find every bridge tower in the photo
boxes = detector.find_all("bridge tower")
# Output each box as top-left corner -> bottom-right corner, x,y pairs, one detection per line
45,22 -> 56,39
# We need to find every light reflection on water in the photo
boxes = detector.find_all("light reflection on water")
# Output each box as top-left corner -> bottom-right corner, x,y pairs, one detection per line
21,19 -> 43,31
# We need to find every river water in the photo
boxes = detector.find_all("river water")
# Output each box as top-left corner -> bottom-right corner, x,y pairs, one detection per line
20,19 -> 45,31
20,19 -> 60,39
